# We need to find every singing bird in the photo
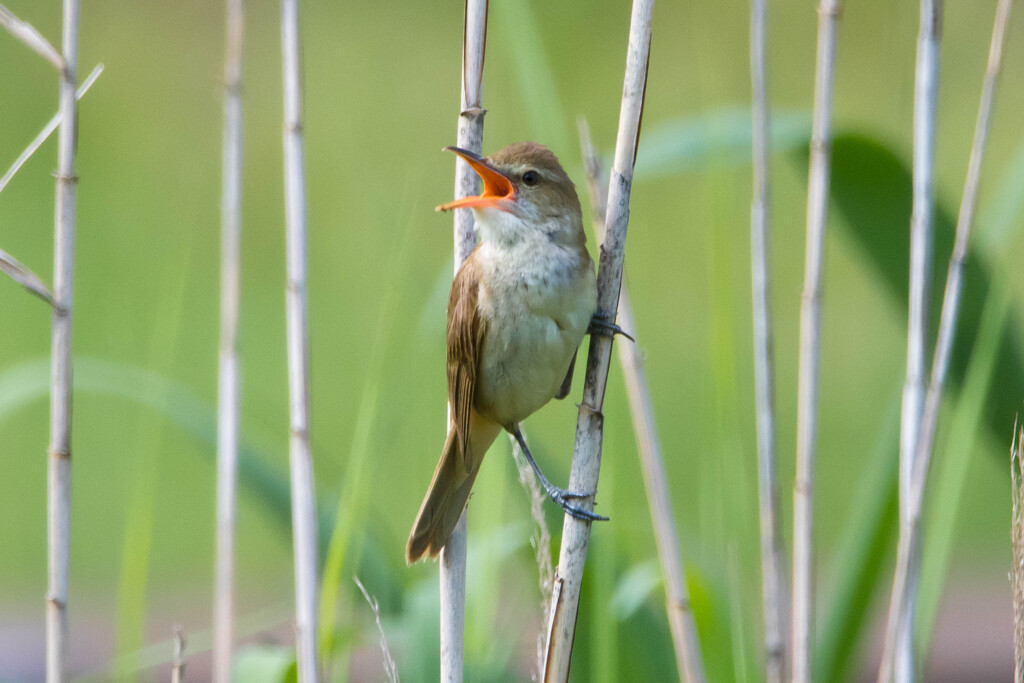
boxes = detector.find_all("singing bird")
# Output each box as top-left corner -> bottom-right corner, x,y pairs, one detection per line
406,142 -> 624,564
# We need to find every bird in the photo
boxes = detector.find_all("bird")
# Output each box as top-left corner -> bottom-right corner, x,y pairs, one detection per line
406,141 -> 625,564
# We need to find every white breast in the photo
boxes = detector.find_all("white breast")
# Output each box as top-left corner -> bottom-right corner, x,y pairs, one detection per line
472,234 -> 597,427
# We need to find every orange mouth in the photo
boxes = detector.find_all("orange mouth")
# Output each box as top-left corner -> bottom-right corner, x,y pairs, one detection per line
435,146 -> 516,212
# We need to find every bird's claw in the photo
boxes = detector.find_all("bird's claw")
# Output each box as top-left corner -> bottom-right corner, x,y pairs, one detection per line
588,316 -> 635,342
545,484 -> 609,522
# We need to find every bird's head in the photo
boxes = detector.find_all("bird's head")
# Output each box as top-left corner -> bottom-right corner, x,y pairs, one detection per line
436,142 -> 583,246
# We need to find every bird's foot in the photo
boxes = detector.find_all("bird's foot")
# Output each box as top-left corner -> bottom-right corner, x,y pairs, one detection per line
588,315 -> 635,342
543,482 -> 609,522
511,425 -> 609,522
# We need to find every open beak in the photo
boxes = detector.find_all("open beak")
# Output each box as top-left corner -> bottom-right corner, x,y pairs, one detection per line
435,146 -> 516,212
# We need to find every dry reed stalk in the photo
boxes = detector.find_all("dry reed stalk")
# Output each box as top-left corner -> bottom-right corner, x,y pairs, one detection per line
1013,427 -> 1024,683
171,627 -> 187,683
440,2 -> 488,682
792,2 -> 841,681
577,119 -> 705,683
540,1 -> 653,679
280,0 -> 319,680
0,63 -> 103,196
0,4 -> 64,70
749,0 -> 787,679
0,248 -> 55,305
879,1 -> 1011,679
894,2 -> 944,677
213,0 -> 244,681
46,2 -> 80,680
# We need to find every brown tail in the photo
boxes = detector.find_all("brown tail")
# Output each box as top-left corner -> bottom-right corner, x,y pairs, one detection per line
406,413 -> 501,564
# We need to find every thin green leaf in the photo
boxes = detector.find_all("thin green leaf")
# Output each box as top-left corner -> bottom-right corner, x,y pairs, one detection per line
815,392 -> 901,682
634,109 -> 811,180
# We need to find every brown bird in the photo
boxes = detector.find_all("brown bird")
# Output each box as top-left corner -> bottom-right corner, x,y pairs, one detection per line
406,142 -> 623,564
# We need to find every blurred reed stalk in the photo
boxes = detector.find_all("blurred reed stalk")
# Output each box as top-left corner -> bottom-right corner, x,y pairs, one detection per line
577,119 -> 706,683
0,4 -> 64,69
748,0 -> 787,680
541,1 -> 652,679
49,2 -> 80,681
0,248 -> 55,305
0,63 -> 102,196
280,0 -> 319,680
0,8 -> 91,682
213,0 -> 244,681
441,1 -> 488,681
879,1 -> 1011,679
792,1 -> 841,681
1013,427 -> 1024,683
171,627 -> 187,683
893,1 -> 943,678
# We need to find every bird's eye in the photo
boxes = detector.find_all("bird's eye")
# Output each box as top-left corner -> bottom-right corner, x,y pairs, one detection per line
522,170 -> 540,186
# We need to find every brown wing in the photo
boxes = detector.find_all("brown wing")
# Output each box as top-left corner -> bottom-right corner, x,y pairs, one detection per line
446,253 -> 487,472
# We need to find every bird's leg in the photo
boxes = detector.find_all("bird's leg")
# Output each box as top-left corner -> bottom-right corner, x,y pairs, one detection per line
511,426 -> 609,522
588,314 -> 635,342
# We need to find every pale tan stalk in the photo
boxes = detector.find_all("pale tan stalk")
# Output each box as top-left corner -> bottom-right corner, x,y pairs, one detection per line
213,0 -> 244,680
541,1 -> 653,679
0,63 -> 102,196
171,627 -> 187,683
0,248 -> 55,305
749,0 -> 788,679
893,2 -> 944,677
0,4 -> 63,70
791,2 -> 840,681
441,2 -> 488,681
47,2 -> 80,680
280,0 -> 319,680
578,119 -> 705,683
879,1 -> 1010,679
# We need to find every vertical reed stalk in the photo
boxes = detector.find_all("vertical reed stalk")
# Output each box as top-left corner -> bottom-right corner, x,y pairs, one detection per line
441,2 -> 488,681
578,120 -> 705,683
792,2 -> 841,681
171,627 -> 187,683
749,0 -> 787,680
894,2 -> 943,677
213,0 -> 244,681
48,2 -> 80,681
541,1 -> 653,679
879,1 -> 1010,679
281,0 -> 319,680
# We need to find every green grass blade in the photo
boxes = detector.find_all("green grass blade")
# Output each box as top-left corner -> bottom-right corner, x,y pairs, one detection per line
491,0 -> 570,157
317,203 -> 419,662
916,276 -> 1012,656
814,392 -> 901,682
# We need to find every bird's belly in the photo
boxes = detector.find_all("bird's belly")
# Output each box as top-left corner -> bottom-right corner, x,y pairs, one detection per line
475,312 -> 580,426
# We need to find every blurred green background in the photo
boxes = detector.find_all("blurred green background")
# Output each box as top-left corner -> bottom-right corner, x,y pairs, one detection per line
1,0 -> 1023,680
